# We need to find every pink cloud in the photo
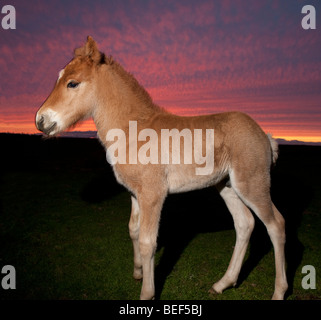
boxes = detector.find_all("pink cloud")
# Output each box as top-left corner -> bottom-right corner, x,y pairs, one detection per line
0,0 -> 320,141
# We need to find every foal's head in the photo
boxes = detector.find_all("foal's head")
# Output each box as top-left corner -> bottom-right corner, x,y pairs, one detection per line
35,36 -> 105,136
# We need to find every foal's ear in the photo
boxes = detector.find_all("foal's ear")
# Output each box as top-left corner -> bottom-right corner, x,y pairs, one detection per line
84,36 -> 101,63
74,36 -> 101,63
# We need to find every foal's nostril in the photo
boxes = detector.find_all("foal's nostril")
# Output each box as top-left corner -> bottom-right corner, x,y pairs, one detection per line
38,115 -> 44,124
36,115 -> 45,131
36,112 -> 57,135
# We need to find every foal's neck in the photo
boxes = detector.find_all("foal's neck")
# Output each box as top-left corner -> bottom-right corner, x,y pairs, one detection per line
93,61 -> 165,142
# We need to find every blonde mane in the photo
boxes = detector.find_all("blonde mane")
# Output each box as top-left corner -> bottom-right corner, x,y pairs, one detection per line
113,61 -> 153,103
75,44 -> 162,117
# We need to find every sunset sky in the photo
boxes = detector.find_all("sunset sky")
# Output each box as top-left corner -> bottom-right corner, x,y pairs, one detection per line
0,0 -> 320,142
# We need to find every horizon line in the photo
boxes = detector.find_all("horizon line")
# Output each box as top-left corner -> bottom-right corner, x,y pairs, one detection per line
1,131 -> 321,146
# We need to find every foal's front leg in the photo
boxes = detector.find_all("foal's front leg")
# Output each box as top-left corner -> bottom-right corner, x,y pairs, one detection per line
129,196 -> 142,280
137,192 -> 165,300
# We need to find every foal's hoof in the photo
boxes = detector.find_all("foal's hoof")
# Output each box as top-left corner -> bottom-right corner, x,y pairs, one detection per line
133,274 -> 143,281
133,268 -> 143,281
208,286 -> 221,295
140,294 -> 155,300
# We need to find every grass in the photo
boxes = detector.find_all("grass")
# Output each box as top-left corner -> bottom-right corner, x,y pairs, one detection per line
0,134 -> 320,300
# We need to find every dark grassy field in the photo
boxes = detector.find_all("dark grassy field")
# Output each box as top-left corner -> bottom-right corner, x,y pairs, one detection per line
0,133 -> 320,300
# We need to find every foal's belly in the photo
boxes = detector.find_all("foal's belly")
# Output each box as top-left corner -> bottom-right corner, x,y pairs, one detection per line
166,164 -> 226,193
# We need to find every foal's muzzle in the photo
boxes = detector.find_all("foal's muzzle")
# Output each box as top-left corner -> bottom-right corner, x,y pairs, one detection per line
36,114 -> 57,136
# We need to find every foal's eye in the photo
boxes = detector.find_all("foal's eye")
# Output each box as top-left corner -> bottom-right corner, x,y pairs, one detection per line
67,81 -> 80,89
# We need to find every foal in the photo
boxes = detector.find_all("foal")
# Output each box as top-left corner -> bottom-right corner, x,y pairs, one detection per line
35,36 -> 288,300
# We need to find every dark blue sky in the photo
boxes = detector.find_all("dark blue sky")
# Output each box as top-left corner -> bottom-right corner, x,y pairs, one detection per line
1,0 -> 320,141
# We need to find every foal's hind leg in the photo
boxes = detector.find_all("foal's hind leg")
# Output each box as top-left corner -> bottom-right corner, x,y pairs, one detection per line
269,203 -> 288,300
210,185 -> 255,294
231,173 -> 288,300
129,196 -> 142,280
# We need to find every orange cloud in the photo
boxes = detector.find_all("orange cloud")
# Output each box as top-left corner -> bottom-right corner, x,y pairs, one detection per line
0,1 -> 320,142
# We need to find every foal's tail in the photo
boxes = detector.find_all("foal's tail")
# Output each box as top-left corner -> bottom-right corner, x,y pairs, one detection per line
267,133 -> 279,165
